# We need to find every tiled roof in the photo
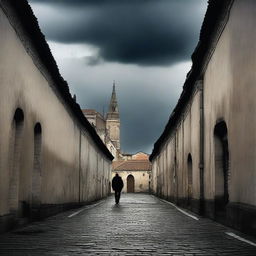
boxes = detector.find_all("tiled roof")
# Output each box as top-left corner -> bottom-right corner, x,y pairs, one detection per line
82,109 -> 105,121
82,109 -> 97,115
113,160 -> 151,171
132,152 -> 149,160
0,0 -> 113,161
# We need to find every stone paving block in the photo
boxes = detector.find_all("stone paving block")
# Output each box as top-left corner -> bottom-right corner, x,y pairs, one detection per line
0,194 -> 256,255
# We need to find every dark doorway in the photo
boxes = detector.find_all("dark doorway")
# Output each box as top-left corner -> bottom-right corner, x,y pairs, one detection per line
9,108 -> 24,215
187,154 -> 193,206
127,175 -> 135,193
31,123 -> 42,210
214,121 -> 229,221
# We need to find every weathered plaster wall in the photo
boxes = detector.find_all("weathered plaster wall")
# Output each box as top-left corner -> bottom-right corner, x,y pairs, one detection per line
151,0 -> 256,235
111,171 -> 151,193
204,0 -> 256,206
106,120 -> 120,150
151,90 -> 201,209
0,5 -> 111,230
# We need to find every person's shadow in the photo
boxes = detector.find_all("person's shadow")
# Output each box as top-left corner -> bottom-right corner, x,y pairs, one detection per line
111,203 -> 124,213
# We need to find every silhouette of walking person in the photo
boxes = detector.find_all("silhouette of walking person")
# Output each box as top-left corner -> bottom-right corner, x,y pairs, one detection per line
112,173 -> 124,204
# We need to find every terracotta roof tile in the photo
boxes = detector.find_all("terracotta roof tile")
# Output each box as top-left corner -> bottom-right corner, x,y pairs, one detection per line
132,152 -> 149,160
82,109 -> 97,115
113,160 -> 151,171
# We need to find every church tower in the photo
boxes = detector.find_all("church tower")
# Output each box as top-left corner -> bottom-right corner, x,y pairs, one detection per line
106,82 -> 120,150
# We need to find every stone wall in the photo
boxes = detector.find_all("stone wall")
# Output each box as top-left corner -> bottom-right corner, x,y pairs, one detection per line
151,88 -> 201,212
150,0 -> 256,236
0,2 -> 112,232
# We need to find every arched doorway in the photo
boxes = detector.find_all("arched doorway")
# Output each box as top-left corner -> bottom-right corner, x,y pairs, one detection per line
127,175 -> 135,193
214,121 -> 229,220
187,154 -> 193,206
9,108 -> 24,215
31,123 -> 42,210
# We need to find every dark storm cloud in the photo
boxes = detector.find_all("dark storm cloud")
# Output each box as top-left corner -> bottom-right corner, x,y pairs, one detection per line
61,57 -> 190,153
75,80 -> 177,153
120,99 -> 174,154
28,1 -> 207,153
84,55 -> 103,66
29,0 -> 206,66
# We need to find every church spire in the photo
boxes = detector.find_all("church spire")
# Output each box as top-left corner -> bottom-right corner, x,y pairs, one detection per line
107,81 -> 119,119
106,81 -> 121,150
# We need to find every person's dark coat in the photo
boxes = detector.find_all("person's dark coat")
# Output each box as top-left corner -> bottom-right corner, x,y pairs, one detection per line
112,175 -> 124,192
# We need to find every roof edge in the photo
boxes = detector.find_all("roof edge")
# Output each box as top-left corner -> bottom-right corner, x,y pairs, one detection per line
149,0 -> 234,162
0,0 -> 113,161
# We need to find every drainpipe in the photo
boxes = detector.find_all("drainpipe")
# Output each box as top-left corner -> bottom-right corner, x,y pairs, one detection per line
198,79 -> 205,215
174,132 -> 178,204
78,130 -> 82,204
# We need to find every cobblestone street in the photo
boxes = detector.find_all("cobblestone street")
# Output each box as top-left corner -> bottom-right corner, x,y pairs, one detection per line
0,194 -> 256,255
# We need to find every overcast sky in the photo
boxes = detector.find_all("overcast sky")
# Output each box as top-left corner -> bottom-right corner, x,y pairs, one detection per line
29,0 -> 207,154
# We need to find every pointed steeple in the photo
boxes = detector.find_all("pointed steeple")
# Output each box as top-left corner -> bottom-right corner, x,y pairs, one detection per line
107,81 -> 119,120
106,81 -> 121,150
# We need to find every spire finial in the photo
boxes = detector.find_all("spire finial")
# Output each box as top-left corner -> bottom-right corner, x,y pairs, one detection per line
113,80 -> 116,91
107,81 -> 119,115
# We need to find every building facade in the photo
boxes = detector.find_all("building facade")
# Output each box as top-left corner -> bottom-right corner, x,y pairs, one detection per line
83,90 -> 152,192
106,83 -> 121,151
150,0 -> 256,236
0,0 -> 113,233
112,152 -> 152,193
83,83 -> 122,160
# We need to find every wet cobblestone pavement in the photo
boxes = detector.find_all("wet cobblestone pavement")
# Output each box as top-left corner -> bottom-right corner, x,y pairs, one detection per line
0,194 -> 256,255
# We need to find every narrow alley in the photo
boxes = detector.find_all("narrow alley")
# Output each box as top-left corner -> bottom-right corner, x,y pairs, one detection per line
0,194 -> 255,255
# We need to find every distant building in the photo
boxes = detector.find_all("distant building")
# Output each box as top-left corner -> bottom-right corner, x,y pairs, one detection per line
121,153 -> 133,160
82,83 -> 122,160
106,83 -> 121,151
112,152 -> 152,193
82,109 -> 106,142
83,86 -> 152,192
